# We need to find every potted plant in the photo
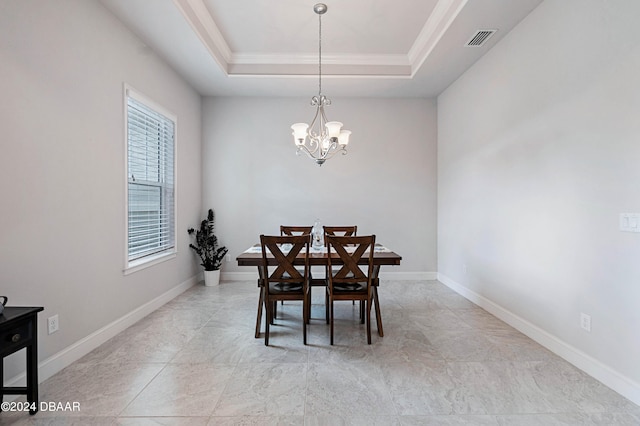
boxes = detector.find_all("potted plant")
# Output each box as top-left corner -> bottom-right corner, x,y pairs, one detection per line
187,209 -> 228,286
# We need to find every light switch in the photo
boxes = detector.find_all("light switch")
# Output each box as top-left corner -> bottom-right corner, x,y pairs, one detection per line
620,213 -> 640,233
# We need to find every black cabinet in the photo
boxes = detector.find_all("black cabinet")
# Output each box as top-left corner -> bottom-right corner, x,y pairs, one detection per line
1,307 -> 44,415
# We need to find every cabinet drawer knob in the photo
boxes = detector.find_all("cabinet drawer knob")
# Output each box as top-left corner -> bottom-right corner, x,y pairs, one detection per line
11,333 -> 21,343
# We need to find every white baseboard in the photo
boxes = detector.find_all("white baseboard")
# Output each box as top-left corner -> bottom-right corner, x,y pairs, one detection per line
437,273 -> 640,407
222,271 -> 437,282
4,274 -> 200,390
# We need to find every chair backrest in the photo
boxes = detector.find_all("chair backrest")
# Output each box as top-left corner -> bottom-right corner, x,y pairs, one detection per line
323,226 -> 357,237
325,235 -> 375,285
280,225 -> 313,236
259,234 -> 310,288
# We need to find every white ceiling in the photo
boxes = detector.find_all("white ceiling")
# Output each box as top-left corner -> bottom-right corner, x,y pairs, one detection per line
99,0 -> 542,97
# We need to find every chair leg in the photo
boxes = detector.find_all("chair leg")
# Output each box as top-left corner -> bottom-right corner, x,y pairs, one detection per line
255,287 -> 264,338
330,298 -> 334,345
373,286 -> 384,337
307,290 -> 312,324
303,297 -> 308,345
264,297 -> 270,346
325,290 -> 330,324
366,298 -> 372,344
360,300 -> 365,324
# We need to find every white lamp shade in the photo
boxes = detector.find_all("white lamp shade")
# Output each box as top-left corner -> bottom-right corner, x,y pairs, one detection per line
338,130 -> 351,145
325,121 -> 343,139
291,123 -> 309,144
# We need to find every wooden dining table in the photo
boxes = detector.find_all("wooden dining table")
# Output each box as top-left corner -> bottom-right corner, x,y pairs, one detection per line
236,244 -> 402,339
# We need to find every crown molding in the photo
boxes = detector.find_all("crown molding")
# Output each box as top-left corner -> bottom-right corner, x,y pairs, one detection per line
231,53 -> 410,67
408,0 -> 469,76
172,0 -> 231,72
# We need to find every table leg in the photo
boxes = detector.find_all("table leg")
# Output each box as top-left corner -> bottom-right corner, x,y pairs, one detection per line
1,357 -> 4,409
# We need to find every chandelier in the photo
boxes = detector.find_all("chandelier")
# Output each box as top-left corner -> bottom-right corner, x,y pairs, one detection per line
291,3 -> 351,166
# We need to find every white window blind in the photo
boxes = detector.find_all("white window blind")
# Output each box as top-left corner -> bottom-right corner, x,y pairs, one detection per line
126,93 -> 175,263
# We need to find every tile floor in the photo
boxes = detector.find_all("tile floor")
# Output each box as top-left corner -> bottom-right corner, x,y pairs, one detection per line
1,280 -> 639,425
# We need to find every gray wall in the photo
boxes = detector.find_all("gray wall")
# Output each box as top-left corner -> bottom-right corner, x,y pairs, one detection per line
202,97 -> 438,278
0,0 -> 203,381
438,0 -> 640,397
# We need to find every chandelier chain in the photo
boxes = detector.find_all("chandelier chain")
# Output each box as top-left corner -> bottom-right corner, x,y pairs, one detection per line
318,11 -> 322,96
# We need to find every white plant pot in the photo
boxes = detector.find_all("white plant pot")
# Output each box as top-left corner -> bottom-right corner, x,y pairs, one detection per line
204,269 -> 221,287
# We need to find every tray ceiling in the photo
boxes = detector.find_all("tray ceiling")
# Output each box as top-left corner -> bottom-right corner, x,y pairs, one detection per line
100,0 -> 542,97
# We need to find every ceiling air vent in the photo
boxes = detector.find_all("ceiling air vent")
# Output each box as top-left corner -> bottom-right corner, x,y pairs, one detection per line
466,29 -> 497,47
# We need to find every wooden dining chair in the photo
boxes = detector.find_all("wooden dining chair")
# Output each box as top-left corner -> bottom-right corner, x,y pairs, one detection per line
258,234 -> 311,345
325,234 -> 376,345
279,226 -> 313,309
323,226 -> 358,307
282,225 -> 334,315
280,225 -> 313,236
323,225 -> 357,237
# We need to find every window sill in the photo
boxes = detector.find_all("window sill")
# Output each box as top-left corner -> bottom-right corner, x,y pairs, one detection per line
124,251 -> 177,275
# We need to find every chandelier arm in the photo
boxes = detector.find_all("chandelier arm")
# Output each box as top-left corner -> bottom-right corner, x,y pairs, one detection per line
319,102 -> 329,131
296,143 -> 321,159
318,144 -> 347,161
303,136 -> 321,155
318,107 -> 330,156
307,99 -> 323,141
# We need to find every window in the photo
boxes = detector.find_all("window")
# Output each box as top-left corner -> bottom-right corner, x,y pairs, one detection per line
125,88 -> 176,269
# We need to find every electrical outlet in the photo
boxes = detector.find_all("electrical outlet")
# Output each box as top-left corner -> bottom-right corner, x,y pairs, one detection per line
48,314 -> 59,335
580,313 -> 591,332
